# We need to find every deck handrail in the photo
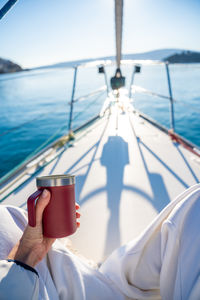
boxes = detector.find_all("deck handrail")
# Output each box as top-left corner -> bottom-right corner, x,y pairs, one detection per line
129,61 -> 176,131
68,65 -> 108,131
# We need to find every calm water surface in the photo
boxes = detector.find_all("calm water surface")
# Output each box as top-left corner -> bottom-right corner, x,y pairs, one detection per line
0,63 -> 200,179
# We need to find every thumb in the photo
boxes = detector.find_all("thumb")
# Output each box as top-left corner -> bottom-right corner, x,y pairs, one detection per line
35,189 -> 51,225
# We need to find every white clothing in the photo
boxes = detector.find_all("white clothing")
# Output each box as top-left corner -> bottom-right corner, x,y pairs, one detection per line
0,205 -> 124,300
0,184 -> 200,299
0,260 -> 39,300
101,184 -> 200,300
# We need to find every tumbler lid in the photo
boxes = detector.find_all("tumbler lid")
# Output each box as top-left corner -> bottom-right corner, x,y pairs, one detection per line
36,174 -> 75,187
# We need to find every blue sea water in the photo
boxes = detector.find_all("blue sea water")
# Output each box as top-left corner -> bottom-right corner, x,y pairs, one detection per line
0,63 -> 200,180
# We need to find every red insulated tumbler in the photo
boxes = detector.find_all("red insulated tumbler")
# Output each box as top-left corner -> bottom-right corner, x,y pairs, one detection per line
27,174 -> 77,238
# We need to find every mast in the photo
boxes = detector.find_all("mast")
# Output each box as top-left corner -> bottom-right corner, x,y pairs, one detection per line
115,0 -> 123,69
111,0 -> 125,90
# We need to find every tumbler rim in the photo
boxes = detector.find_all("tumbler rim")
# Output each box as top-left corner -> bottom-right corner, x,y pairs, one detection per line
36,174 -> 75,187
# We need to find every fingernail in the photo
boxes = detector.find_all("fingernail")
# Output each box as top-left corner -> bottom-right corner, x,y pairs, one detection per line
41,189 -> 48,198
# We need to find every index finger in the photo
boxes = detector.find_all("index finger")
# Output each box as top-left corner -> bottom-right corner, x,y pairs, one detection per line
35,189 -> 51,226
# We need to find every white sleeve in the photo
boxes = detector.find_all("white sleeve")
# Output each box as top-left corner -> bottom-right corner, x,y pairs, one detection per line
0,260 -> 39,300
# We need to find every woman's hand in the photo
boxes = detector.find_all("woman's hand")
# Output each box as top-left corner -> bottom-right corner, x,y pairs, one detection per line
7,189 -> 80,268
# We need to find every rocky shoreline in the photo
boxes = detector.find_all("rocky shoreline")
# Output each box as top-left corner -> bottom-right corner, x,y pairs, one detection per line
0,58 -> 23,74
164,51 -> 200,63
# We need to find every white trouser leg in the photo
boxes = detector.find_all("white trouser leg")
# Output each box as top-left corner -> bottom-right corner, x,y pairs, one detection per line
100,184 -> 200,300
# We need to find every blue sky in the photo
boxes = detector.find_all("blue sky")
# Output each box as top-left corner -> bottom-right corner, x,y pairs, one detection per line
0,0 -> 200,68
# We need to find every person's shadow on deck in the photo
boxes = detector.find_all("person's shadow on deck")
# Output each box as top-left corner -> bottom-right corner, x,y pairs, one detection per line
100,136 -> 129,258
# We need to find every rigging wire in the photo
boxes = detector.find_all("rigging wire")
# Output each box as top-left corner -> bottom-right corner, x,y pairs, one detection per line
132,85 -> 200,114
29,92 -> 105,158
72,90 -> 106,123
8,90 -> 107,169
1,91 -> 106,161
0,106 -> 67,138
0,0 -> 18,20
0,115 -> 43,138
0,88 -> 106,138
174,98 -> 200,114
0,123 -> 67,184
26,124 -> 67,159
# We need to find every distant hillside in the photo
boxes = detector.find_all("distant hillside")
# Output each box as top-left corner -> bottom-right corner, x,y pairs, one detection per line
164,50 -> 200,63
35,49 -> 185,70
2,49 -> 199,73
122,49 -> 184,61
0,58 -> 23,74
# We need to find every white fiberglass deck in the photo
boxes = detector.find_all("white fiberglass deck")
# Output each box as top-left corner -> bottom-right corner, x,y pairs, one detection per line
1,102 -> 200,263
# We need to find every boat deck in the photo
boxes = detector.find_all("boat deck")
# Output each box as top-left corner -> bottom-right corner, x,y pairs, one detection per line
1,101 -> 200,263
